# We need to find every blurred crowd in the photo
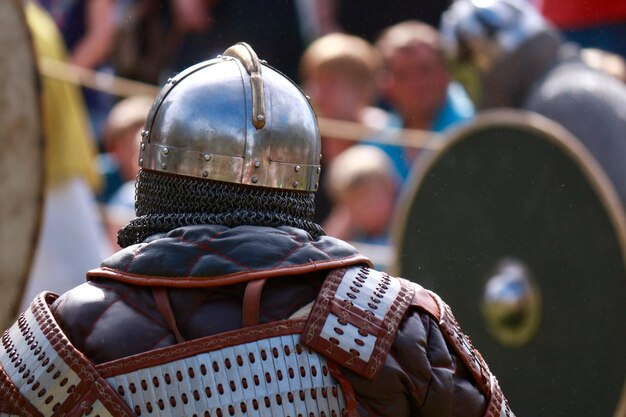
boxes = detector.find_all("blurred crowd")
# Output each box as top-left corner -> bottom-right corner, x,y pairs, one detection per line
19,0 -> 626,305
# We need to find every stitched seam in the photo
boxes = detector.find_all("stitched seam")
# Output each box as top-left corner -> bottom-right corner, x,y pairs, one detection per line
310,240 -> 339,258
148,331 -> 175,351
122,245 -> 144,272
93,283 -> 168,329
177,234 -> 254,275
268,239 -> 307,269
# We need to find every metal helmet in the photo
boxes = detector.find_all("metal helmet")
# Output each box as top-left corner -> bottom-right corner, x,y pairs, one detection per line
139,42 -> 321,192
440,0 -> 549,71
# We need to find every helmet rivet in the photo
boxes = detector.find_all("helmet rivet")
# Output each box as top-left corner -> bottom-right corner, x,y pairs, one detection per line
257,114 -> 265,122
140,143 -> 145,150
251,176 -> 258,184
161,162 -> 167,169
295,165 -> 301,172
293,181 -> 299,188
162,147 -> 169,155
204,154 -> 212,161
254,161 -> 261,168
202,170 -> 209,177
141,130 -> 149,138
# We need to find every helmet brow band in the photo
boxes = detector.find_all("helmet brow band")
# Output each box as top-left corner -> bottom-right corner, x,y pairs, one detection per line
223,42 -> 267,129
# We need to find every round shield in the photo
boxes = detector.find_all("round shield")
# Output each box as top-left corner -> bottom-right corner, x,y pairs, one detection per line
0,0 -> 43,329
393,110 -> 626,417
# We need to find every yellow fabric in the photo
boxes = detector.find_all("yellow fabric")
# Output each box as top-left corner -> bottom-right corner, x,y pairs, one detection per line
24,1 -> 101,190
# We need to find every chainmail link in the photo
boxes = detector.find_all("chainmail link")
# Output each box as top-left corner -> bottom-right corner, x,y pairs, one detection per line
117,170 -> 325,247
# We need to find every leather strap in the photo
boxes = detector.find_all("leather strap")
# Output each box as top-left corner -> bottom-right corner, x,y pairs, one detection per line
242,279 -> 267,327
152,287 -> 185,343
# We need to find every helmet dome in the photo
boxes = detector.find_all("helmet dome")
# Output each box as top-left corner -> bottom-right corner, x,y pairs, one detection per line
140,43 -> 322,192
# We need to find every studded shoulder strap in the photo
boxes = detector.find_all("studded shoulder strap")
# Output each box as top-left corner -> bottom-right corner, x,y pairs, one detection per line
429,291 -> 515,417
301,265 -> 416,380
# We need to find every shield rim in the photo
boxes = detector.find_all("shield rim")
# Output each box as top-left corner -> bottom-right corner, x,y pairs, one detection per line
0,0 -> 44,326
390,108 -> 626,275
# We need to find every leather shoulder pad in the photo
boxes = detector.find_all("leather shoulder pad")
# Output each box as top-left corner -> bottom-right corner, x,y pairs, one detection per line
301,265 -> 415,380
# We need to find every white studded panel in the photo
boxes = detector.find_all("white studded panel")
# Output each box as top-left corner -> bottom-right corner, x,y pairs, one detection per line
335,267 -> 401,321
319,314 -> 376,362
106,333 -> 347,417
1,308 -> 81,415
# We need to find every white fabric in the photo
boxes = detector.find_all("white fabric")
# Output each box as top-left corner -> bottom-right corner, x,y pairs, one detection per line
19,178 -> 113,310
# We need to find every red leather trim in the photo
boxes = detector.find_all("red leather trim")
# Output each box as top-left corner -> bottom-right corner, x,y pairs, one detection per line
96,319 -> 307,378
29,293 -> 136,417
326,360 -> 360,417
87,255 -> 371,287
432,292 -> 513,417
152,287 -> 186,343
409,284 -> 441,320
0,364 -> 41,417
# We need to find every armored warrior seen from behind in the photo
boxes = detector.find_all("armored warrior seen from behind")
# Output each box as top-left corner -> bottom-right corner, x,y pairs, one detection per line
0,42 -> 514,417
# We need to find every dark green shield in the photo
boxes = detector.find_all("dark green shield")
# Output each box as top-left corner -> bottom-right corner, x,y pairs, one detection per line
393,109 -> 626,417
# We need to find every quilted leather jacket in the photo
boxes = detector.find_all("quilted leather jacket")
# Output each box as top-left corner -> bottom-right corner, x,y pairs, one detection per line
43,224 -> 505,417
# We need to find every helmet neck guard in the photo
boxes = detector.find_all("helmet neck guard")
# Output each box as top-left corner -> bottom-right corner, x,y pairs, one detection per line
118,170 -> 324,247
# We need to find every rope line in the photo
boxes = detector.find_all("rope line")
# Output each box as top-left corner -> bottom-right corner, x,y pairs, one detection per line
38,57 -> 444,150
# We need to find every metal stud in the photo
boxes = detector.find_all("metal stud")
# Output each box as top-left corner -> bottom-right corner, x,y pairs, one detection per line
140,143 -> 145,150
202,170 -> 209,177
295,165 -> 301,172
260,59 -> 267,65
161,162 -> 167,170
257,114 -> 265,122
204,154 -> 212,162
292,181 -> 299,188
317,166 -> 321,174
251,176 -> 258,184
315,183 -> 319,190
162,147 -> 169,155
254,161 -> 261,168
139,158 -> 143,167
141,130 -> 149,138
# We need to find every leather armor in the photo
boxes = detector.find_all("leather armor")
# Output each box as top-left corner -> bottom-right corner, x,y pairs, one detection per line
1,225 -> 513,416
